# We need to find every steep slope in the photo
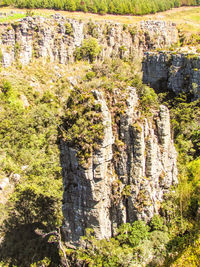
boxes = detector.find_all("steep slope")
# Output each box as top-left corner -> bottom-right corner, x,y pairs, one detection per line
2,14 -> 197,266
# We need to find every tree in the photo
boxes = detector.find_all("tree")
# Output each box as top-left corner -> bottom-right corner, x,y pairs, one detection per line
64,0 -> 76,11
75,37 -> 101,62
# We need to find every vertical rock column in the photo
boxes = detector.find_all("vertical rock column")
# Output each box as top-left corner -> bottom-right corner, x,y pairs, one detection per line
61,90 -> 114,245
116,87 -> 178,223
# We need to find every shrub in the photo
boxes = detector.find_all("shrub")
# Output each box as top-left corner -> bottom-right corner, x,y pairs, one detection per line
62,87 -> 104,164
86,20 -> 99,38
65,22 -> 73,36
150,215 -> 168,231
74,37 -> 101,62
85,71 -> 96,81
117,221 -> 150,247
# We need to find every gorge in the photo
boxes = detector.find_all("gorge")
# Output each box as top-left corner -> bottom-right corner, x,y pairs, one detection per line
0,11 -> 200,266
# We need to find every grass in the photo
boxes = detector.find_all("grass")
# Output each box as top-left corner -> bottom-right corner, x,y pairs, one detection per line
0,59 -> 90,95
0,6 -> 199,32
0,13 -> 25,22
162,7 -> 200,33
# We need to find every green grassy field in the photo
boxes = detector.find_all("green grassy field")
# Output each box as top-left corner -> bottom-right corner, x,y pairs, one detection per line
0,6 -> 200,33
0,13 -> 25,22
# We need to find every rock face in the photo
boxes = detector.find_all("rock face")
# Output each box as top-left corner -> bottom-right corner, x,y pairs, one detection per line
143,52 -> 200,98
0,177 -> 10,191
61,91 -> 115,245
61,87 -> 178,245
0,16 -> 178,67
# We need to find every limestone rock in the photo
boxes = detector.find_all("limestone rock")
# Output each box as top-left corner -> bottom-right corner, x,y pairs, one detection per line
61,91 -> 115,245
0,17 -> 178,67
143,52 -> 200,99
61,87 -> 177,245
0,177 -> 9,191
12,173 -> 21,183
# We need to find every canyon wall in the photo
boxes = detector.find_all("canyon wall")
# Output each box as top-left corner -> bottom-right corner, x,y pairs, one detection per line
143,52 -> 200,98
0,16 -> 180,245
0,15 -> 178,67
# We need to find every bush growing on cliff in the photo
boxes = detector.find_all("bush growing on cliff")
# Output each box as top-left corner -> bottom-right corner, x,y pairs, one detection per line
75,37 -> 101,62
131,74 -> 159,113
61,87 -> 104,164
164,93 -> 200,163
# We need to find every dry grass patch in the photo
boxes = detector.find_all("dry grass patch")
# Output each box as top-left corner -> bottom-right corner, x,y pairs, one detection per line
0,6 -> 199,29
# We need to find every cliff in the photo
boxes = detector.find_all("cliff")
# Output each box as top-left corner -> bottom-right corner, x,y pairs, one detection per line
0,16 -> 179,246
61,86 -> 177,245
0,15 -> 178,67
143,52 -> 200,99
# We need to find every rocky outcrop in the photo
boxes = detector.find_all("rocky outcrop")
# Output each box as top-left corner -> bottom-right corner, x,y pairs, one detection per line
61,91 -> 115,245
0,16 -> 178,67
0,173 -> 20,205
61,87 -> 178,245
143,52 -> 200,98
0,177 -> 10,192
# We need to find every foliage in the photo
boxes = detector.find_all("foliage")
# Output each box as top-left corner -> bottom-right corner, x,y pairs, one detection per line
76,220 -> 169,266
160,93 -> 200,164
131,74 -> 159,114
75,37 -> 101,62
77,229 -> 133,267
171,234 -> 200,266
86,20 -> 99,38
116,221 -> 150,247
65,22 -> 73,35
178,26 -> 200,47
150,214 -> 168,232
85,71 -> 96,81
157,90 -> 200,265
2,0 -> 200,15
61,87 -> 104,164
0,63 -> 71,266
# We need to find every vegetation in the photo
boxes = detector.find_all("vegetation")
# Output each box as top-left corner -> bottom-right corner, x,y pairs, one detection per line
155,90 -> 200,266
2,0 -> 200,15
62,86 -> 104,164
0,51 -> 199,266
0,61 -> 87,266
74,37 -> 101,62
73,219 -> 169,266
0,13 -> 25,23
